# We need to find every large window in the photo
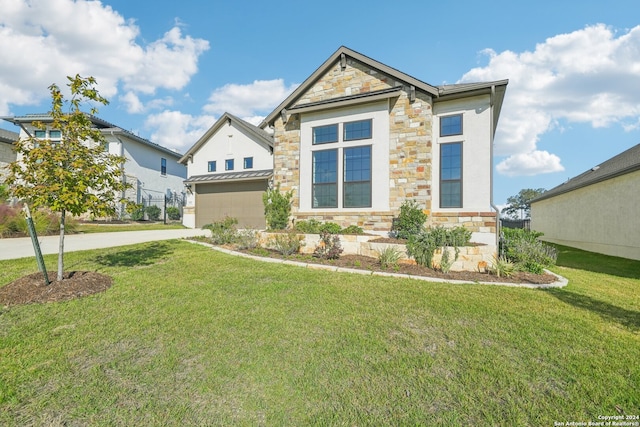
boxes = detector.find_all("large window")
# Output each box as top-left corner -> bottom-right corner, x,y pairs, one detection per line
313,124 -> 338,145
440,143 -> 462,208
440,114 -> 463,137
343,146 -> 371,207
312,149 -> 338,208
208,161 -> 216,172
161,158 -> 167,176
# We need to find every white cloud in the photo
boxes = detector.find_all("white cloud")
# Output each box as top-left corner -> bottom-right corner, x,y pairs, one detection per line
0,0 -> 208,115
203,79 -> 298,117
145,110 -> 215,153
461,24 -> 640,176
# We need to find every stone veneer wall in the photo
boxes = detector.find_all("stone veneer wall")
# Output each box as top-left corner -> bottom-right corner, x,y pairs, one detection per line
430,211 -> 498,234
271,58 -> 433,231
0,142 -> 17,180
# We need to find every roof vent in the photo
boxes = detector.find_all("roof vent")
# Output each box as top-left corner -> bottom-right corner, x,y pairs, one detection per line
591,166 -> 600,171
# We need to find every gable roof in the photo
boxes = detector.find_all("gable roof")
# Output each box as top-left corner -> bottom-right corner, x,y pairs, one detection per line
2,114 -> 183,159
532,143 -> 640,203
260,45 -> 508,129
178,112 -> 273,164
0,128 -> 18,144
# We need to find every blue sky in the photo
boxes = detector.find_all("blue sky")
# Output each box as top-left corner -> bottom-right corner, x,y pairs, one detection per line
1,0 -> 639,208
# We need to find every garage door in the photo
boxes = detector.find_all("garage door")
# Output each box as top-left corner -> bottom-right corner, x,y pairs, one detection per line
195,180 -> 268,229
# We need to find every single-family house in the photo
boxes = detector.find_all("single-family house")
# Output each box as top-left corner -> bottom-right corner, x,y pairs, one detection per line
261,46 -> 508,245
3,114 -> 187,218
179,113 -> 274,228
531,143 -> 640,261
0,128 -> 18,181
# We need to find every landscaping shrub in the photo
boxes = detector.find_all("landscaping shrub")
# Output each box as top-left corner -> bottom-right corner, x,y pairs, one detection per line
294,219 -> 322,234
500,228 -> 557,274
262,184 -> 293,230
391,200 -> 428,240
146,205 -> 161,221
203,216 -> 239,245
376,246 -> 404,269
235,229 -> 259,250
166,206 -> 181,220
319,222 -> 342,234
128,203 -> 145,221
313,232 -> 343,260
271,232 -> 304,255
490,255 -> 516,278
406,226 -> 472,269
0,204 -> 19,237
341,225 -> 364,235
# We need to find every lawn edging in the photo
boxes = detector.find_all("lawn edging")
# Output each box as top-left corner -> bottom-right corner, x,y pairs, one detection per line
194,240 -> 568,289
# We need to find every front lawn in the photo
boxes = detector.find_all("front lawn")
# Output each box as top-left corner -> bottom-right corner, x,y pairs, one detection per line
0,240 -> 638,425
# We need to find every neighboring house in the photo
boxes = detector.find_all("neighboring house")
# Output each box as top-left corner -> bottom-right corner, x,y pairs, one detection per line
3,114 -> 187,218
179,112 -> 274,228
0,128 -> 18,182
531,143 -> 640,261
260,46 -> 508,244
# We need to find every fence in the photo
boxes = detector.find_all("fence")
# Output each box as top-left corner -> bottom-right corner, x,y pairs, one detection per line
139,192 -> 185,222
500,218 -> 531,230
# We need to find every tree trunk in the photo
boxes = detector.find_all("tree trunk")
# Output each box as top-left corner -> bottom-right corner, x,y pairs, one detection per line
57,210 -> 66,281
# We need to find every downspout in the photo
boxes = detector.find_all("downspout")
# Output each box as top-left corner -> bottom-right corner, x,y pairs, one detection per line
111,131 -> 126,219
489,85 -> 501,249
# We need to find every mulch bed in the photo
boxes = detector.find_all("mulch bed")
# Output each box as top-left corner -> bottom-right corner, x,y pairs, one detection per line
0,271 -> 112,307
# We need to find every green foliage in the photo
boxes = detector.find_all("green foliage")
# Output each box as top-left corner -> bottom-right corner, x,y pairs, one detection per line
0,183 -> 8,202
294,219 -> 322,233
500,228 -> 557,274
270,232 -> 304,256
319,222 -> 342,234
146,205 -> 161,221
203,216 -> 239,245
501,188 -> 546,219
313,232 -> 343,260
0,204 -> 20,237
341,225 -> 364,235
392,200 -> 428,239
294,220 -> 363,235
166,206 -> 181,220
439,247 -> 454,274
128,203 -> 145,221
406,226 -> 472,269
376,246 -> 404,269
263,184 -> 293,230
490,255 -> 516,278
235,229 -> 259,250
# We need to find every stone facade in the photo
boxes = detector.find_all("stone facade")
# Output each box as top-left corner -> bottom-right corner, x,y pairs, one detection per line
431,211 -> 498,234
271,58 -> 433,230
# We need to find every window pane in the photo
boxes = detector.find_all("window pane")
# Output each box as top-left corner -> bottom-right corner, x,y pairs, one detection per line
344,146 -> 371,208
34,130 -> 46,138
440,142 -> 462,208
49,130 -> 61,139
161,158 -> 167,175
244,157 -> 253,169
440,114 -> 462,136
313,124 -> 338,145
344,120 -> 372,141
225,159 -> 234,171
208,161 -> 216,172
312,150 -> 337,208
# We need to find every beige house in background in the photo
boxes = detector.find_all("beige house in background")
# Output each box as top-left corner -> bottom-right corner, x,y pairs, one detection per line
0,128 -> 18,182
531,143 -> 640,261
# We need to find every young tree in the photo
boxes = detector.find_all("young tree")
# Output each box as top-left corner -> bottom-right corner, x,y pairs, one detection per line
6,75 -> 129,281
501,188 -> 546,219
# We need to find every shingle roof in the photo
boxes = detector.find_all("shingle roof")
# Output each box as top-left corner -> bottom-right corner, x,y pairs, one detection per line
184,169 -> 273,184
0,128 -> 19,144
532,143 -> 640,202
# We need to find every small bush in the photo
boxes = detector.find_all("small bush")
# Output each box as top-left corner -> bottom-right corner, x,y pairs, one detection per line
294,219 -> 322,234
490,255 -> 516,278
439,247 -> 454,273
128,203 -> 145,221
235,229 -> 259,250
341,225 -> 364,235
166,206 -> 181,220
376,246 -> 404,269
203,216 -> 239,245
263,184 -> 293,230
0,204 -> 19,237
319,222 -> 342,234
406,226 -> 472,269
392,200 -> 428,240
146,205 -> 161,221
500,228 -> 557,274
271,232 -> 304,256
313,232 -> 343,260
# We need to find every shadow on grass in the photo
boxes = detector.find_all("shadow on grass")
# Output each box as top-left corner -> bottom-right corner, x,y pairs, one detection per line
93,242 -> 174,267
546,289 -> 640,331
552,244 -> 640,280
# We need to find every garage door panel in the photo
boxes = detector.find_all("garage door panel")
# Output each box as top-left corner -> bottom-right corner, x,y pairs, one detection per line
195,180 -> 267,229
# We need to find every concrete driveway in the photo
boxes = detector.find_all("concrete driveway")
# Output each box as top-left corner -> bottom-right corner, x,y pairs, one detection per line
0,228 -> 211,261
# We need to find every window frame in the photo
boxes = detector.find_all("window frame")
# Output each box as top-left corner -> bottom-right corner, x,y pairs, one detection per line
312,148 -> 338,209
207,161 -> 217,173
225,159 -> 234,171
439,142 -> 463,208
161,157 -> 167,176
343,145 -> 372,208
440,114 -> 463,137
312,124 -> 339,145
243,157 -> 253,169
343,119 -> 372,142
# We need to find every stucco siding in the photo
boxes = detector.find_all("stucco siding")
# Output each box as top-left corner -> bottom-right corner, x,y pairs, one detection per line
531,170 -> 640,260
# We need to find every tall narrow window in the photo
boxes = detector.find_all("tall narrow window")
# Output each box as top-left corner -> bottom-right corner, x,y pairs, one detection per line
225,159 -> 234,171
440,143 -> 462,208
161,158 -> 167,176
243,157 -> 253,169
312,149 -> 338,208
343,146 -> 371,208
344,119 -> 372,141
208,161 -> 217,172
440,114 -> 463,137
313,124 -> 338,145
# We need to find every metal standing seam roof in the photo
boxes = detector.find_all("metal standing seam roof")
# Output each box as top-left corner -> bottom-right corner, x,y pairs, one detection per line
184,169 -> 273,184
2,114 -> 183,159
532,143 -> 640,203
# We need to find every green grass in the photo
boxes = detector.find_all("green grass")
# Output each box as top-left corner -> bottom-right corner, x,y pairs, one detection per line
75,222 -> 186,233
1,241 -> 638,426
